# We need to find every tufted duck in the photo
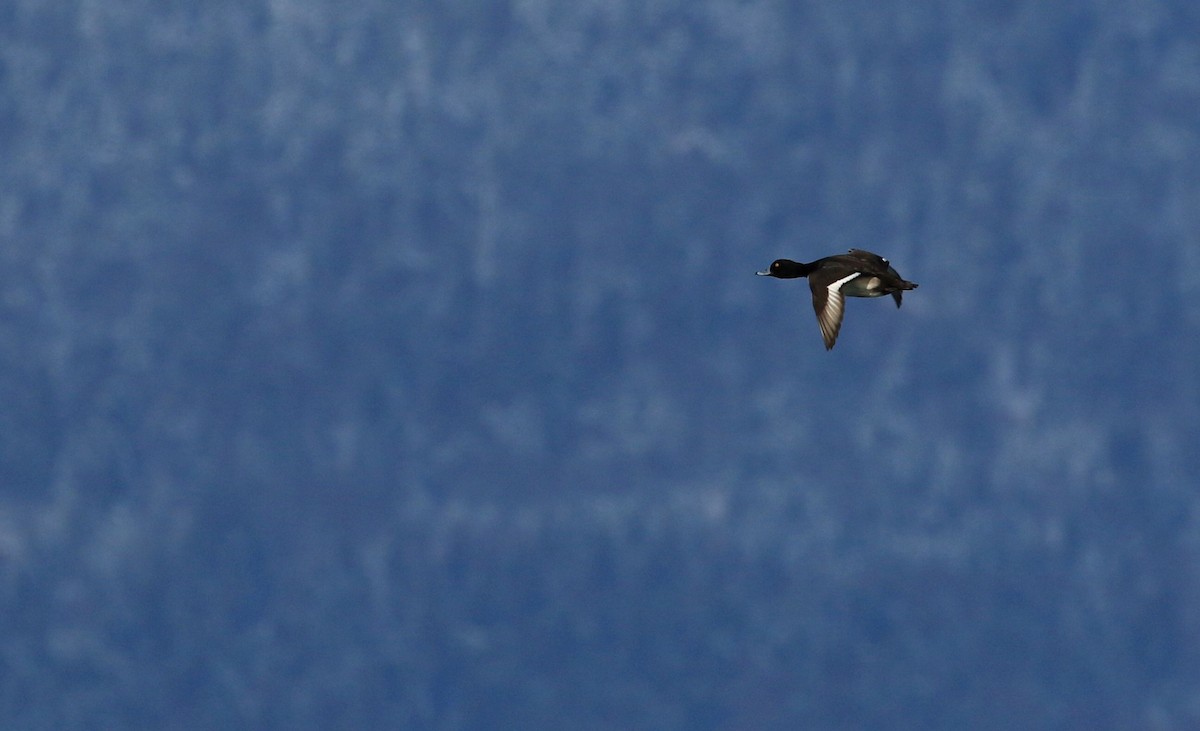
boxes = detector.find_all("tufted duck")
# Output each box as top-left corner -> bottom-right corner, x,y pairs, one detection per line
757,249 -> 918,350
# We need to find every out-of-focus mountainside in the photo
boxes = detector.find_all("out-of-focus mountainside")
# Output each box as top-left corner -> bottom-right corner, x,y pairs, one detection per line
2,1 -> 1199,728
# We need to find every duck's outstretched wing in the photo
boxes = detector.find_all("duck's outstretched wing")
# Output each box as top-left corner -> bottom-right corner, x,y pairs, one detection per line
811,272 -> 859,350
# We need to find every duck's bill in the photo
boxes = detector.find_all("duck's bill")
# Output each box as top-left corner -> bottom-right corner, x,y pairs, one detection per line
755,269 -> 771,276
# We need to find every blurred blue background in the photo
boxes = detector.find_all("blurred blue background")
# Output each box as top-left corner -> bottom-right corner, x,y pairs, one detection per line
3,1 -> 1200,728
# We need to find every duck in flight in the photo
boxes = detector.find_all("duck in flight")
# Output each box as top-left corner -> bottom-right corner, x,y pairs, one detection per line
757,249 -> 918,350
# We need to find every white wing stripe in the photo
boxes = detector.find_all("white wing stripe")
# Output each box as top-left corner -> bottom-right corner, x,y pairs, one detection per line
829,272 -> 860,292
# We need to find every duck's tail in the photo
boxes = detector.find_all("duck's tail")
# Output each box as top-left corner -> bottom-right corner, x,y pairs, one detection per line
892,281 -> 917,308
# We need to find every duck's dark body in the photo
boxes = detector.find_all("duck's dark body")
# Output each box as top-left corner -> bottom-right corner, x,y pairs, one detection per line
757,249 -> 918,350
